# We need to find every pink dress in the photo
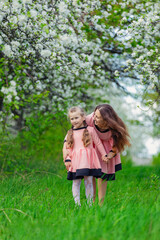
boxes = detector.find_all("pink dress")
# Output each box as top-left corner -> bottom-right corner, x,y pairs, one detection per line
64,126 -> 107,180
86,113 -> 122,181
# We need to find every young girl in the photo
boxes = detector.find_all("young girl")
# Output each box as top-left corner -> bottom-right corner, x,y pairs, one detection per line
63,106 -> 108,206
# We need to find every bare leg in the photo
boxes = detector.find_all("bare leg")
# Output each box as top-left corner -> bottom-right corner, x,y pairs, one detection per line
84,176 -> 93,206
92,177 -> 96,203
98,178 -> 107,206
72,179 -> 81,206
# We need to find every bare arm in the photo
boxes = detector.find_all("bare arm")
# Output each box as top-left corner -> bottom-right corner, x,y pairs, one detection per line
63,141 -> 70,161
62,136 -> 72,170
63,143 -> 72,170
103,146 -> 117,163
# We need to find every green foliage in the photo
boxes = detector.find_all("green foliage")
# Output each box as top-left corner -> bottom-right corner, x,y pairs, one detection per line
152,152 -> 160,166
0,112 -> 70,173
128,119 -> 144,126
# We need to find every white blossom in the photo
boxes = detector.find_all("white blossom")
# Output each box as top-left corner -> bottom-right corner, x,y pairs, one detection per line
15,96 -> 20,101
18,15 -> 26,23
3,45 -> 12,57
22,0 -> 32,3
58,2 -> 68,13
29,85 -> 34,91
114,70 -> 119,76
0,0 -> 159,125
1,87 -> 9,94
10,81 -> 16,87
30,10 -> 38,18
40,50 -> 51,57
6,94 -> 12,103
126,59 -> 133,65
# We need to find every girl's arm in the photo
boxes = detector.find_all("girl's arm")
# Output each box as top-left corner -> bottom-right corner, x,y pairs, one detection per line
107,146 -> 117,159
85,112 -> 94,127
62,138 -> 72,170
63,140 -> 70,161
105,135 -> 118,160
62,132 -> 71,160
64,159 -> 72,171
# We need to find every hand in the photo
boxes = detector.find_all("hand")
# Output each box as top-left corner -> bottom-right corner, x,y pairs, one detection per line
102,155 -> 110,163
65,161 -> 72,171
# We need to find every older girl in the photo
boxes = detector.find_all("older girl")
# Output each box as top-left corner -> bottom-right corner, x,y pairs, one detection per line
86,104 -> 131,204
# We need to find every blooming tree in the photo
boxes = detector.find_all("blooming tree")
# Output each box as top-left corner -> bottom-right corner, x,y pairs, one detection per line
0,0 -> 123,128
118,0 -> 160,134
0,0 -> 159,132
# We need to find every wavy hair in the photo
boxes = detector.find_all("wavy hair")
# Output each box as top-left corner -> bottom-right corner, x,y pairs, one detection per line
95,104 -> 131,152
66,106 -> 91,148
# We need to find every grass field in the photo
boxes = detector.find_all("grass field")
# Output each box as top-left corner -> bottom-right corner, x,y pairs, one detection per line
0,164 -> 160,240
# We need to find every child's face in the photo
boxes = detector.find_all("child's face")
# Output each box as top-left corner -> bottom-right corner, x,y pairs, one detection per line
69,111 -> 85,129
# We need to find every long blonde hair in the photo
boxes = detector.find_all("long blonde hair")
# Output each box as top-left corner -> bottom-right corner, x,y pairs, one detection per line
66,106 -> 91,148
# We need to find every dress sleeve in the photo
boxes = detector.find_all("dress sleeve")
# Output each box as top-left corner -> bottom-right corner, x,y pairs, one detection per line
91,128 -> 106,156
86,112 -> 94,127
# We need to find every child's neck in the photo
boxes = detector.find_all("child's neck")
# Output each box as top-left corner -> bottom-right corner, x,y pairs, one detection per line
73,124 -> 85,129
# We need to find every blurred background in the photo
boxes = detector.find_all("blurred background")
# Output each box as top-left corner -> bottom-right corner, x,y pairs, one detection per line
0,0 -> 159,173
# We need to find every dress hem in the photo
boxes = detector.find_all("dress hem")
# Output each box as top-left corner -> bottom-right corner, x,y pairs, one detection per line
101,163 -> 122,181
67,168 -> 102,180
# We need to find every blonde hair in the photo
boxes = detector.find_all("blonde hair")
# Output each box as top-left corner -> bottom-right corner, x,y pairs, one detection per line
66,106 -> 91,148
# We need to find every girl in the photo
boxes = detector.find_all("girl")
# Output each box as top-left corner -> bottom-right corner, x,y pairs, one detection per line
63,106 -> 108,206
86,104 -> 131,204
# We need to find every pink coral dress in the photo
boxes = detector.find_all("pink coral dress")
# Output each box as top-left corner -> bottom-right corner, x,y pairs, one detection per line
86,113 -> 122,181
64,126 -> 106,180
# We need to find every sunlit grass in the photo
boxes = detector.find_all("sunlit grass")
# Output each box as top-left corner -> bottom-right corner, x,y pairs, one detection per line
0,165 -> 160,240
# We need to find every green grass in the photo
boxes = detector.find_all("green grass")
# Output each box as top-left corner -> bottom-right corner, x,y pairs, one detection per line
0,164 -> 160,240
